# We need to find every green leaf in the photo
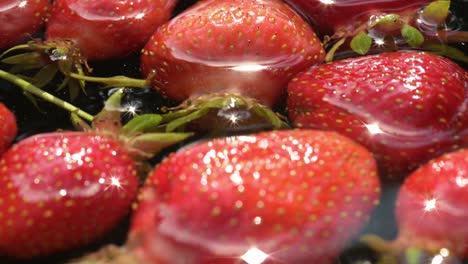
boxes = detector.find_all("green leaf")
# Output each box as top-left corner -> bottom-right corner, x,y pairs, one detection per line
401,24 -> 425,47
0,44 -> 31,59
32,64 -> 58,88
424,43 -> 468,63
2,52 -> 42,65
370,14 -> 403,33
121,114 -> 163,136
68,79 -> 82,101
251,105 -> 289,129
165,108 -> 211,132
422,0 -> 450,25
128,132 -> 193,160
350,32 -> 373,55
9,63 -> 43,73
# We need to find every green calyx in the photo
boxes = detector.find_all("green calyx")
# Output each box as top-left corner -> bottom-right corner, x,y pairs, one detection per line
370,14 -> 404,34
73,89 -> 193,161
1,39 -> 90,99
158,93 -> 290,135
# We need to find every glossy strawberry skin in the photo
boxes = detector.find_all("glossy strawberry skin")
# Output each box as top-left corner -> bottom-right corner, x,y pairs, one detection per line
45,0 -> 177,61
287,51 -> 468,179
284,0 -> 432,36
0,103 -> 17,156
140,0 -> 325,107
394,148 -> 468,258
0,0 -> 51,49
0,132 -> 138,259
129,130 -> 381,264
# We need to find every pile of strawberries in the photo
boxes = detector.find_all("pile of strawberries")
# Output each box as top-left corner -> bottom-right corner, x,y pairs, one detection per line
0,0 -> 467,263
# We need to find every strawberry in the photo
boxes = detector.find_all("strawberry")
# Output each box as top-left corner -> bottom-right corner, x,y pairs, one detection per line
395,148 -> 468,258
75,129 -> 381,263
0,0 -> 51,50
140,0 -> 325,107
0,91 -> 191,259
362,148 -> 468,262
68,0 -> 324,133
45,0 -> 178,61
284,0 -> 468,61
287,51 -> 468,179
0,132 -> 139,259
0,103 -> 17,155
284,0 -> 432,37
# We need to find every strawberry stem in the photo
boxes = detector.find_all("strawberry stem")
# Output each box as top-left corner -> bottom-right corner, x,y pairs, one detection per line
0,69 -> 94,122
68,73 -> 149,88
360,234 -> 400,255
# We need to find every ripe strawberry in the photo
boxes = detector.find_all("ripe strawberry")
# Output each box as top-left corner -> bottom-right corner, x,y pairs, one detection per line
362,148 -> 468,262
45,0 -> 178,61
284,0 -> 432,37
98,129 -> 380,264
287,51 -> 468,179
0,0 -> 50,50
0,132 -> 138,259
395,148 -> 468,258
0,103 -> 17,156
140,0 -> 325,107
0,91 -> 191,259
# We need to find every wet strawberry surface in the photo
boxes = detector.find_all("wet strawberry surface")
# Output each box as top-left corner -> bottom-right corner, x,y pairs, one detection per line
0,0 -> 467,263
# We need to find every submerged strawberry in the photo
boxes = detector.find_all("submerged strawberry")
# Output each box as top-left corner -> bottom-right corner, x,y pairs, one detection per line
395,148 -> 468,258
0,103 -> 17,155
75,129 -> 381,263
0,0 -> 178,96
45,0 -> 178,61
284,0 -> 432,37
140,0 -> 325,107
68,0 -> 324,134
0,132 -> 138,259
362,148 -> 468,262
0,91 -> 191,259
287,51 -> 468,179
0,0 -> 51,49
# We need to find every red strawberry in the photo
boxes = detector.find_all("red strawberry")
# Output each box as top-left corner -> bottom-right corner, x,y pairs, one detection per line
0,103 -> 17,155
0,0 -> 50,49
287,51 -> 468,179
0,91 -> 191,259
362,148 -> 468,262
140,0 -> 325,107
80,129 -> 380,264
0,132 -> 139,259
395,148 -> 468,258
45,0 -> 178,61
284,0 -> 432,37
